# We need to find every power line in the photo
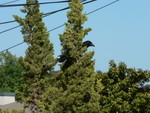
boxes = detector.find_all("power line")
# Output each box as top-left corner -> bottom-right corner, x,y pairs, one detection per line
0,7 -> 69,34
43,0 -> 95,17
0,0 -> 20,5
0,8 -> 68,25
0,25 -> 20,34
47,0 -> 119,32
0,0 -> 119,53
0,8 -> 67,34
0,0 -> 96,34
0,0 -> 69,8
86,0 -> 119,15
43,7 -> 68,18
0,0 -> 87,6
0,0 -> 91,25
0,20 -> 16,25
0,42 -> 24,53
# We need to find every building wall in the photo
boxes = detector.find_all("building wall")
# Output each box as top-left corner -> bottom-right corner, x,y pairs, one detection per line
0,96 -> 15,105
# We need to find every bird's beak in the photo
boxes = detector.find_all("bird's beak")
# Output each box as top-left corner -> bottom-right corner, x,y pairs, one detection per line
91,44 -> 95,47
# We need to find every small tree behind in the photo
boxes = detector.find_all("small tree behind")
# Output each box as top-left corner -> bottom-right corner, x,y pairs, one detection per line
0,51 -> 24,92
99,60 -> 150,113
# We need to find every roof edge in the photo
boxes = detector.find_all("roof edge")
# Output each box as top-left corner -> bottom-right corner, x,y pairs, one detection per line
0,92 -> 15,96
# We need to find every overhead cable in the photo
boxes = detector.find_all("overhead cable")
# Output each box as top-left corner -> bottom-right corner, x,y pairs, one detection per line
0,0 -> 94,25
0,0 -> 69,8
0,0 -> 119,53
47,0 -> 119,32
0,42 -> 24,53
0,0 -> 87,6
0,0 -> 20,5
0,25 -> 20,34
43,0 -> 96,18
0,0 -> 96,35
86,0 -> 119,15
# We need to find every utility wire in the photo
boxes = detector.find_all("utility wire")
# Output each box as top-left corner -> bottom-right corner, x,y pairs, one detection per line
43,0 -> 95,17
0,7 -> 69,34
86,0 -> 119,15
0,8 -> 68,25
0,8 -> 67,34
0,0 -> 119,53
0,0 -> 20,5
47,0 -> 119,32
0,20 -> 16,25
0,0 -> 69,7
0,0 -> 96,34
0,0 -> 92,25
0,42 -> 24,53
0,0 -> 86,7
0,25 -> 20,34
43,7 -> 68,17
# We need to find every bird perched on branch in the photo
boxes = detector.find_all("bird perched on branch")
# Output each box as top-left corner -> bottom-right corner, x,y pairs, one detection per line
83,40 -> 95,47
57,54 -> 67,62
57,41 -> 94,63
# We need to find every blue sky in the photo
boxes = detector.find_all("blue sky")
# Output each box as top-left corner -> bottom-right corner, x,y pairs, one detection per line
0,0 -> 150,72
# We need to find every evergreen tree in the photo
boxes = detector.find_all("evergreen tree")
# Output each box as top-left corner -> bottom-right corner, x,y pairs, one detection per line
13,0 -> 56,112
99,60 -> 150,113
0,51 -> 24,92
43,0 -> 103,112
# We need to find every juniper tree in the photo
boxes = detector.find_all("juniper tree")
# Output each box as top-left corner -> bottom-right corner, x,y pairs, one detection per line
13,0 -> 56,112
45,0 -> 103,112
99,60 -> 150,113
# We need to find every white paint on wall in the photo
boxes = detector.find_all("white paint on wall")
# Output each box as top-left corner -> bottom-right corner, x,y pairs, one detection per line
0,96 -> 15,105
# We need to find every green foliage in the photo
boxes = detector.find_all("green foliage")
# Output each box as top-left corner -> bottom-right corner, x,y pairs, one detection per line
13,0 -> 56,112
0,109 -> 24,113
0,51 -> 24,92
99,60 -> 150,113
37,78 -> 62,113
5,0 -> 149,112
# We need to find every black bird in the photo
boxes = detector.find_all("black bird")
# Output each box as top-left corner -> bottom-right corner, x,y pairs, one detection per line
83,92 -> 91,102
63,48 -> 72,54
57,54 -> 67,62
83,40 -> 95,47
